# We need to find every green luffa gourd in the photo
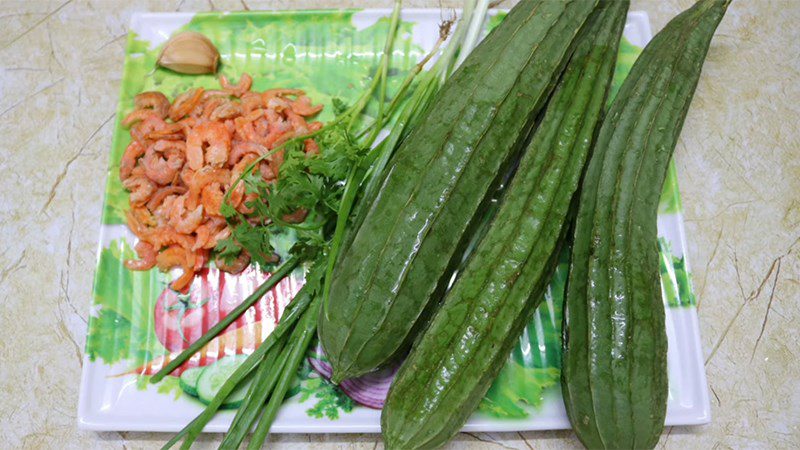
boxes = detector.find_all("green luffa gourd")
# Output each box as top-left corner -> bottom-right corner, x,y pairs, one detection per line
319,0 -> 598,382
561,1 -> 730,449
381,2 -> 629,448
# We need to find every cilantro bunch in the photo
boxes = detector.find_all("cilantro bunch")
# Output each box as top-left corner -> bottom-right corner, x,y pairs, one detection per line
215,122 -> 365,268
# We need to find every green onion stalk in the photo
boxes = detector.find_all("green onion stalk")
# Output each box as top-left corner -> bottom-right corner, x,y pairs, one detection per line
156,1 -> 491,448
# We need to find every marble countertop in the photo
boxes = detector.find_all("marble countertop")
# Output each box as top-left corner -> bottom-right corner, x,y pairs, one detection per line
1,0 -> 797,448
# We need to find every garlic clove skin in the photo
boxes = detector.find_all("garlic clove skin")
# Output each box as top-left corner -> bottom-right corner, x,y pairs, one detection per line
157,31 -> 220,75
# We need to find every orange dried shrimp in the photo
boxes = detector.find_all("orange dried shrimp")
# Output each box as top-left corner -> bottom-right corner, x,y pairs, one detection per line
120,74 -> 323,292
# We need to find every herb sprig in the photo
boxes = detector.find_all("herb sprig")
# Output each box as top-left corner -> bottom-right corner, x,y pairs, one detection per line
215,116 -> 366,268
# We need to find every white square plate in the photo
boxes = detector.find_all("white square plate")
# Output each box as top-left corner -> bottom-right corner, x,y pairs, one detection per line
78,8 -> 710,433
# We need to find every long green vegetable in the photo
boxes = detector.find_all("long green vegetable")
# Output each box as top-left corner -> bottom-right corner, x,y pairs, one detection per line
320,0 -> 600,383
381,2 -> 628,448
561,1 -> 730,449
321,5 -> 478,317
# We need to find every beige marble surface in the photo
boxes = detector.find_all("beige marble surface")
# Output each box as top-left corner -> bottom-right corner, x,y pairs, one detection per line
0,0 -> 797,448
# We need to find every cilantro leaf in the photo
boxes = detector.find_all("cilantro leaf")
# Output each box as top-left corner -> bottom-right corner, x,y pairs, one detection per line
216,123 -> 366,266
214,235 -> 243,264
331,97 -> 349,116
219,200 -> 238,220
231,222 -> 275,268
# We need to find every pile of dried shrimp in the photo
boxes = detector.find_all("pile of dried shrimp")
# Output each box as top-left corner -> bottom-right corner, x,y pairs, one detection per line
120,73 -> 323,291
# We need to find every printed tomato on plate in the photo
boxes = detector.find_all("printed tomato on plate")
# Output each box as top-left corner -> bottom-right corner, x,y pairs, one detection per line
154,270 -> 218,353
153,266 -> 298,354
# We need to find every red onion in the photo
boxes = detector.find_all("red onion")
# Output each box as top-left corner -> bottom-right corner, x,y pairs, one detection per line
308,344 -> 399,409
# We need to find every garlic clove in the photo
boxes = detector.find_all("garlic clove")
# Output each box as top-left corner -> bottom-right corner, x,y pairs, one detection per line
157,31 -> 220,75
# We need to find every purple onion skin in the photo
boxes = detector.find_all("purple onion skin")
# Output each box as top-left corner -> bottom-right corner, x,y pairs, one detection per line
308,351 -> 398,409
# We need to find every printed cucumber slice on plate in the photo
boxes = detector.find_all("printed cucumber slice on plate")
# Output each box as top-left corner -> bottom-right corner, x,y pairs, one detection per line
196,355 -> 251,409
179,367 -> 205,398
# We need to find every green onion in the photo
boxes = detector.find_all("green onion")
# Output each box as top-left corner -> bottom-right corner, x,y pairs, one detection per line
219,337 -> 289,449
164,347 -> 268,450
355,0 -> 402,136
247,297 -> 320,449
